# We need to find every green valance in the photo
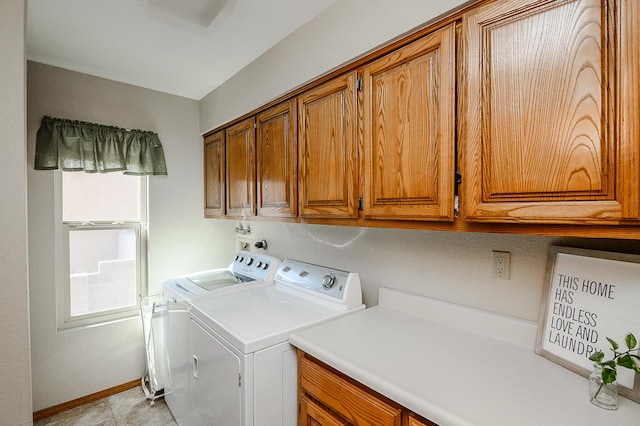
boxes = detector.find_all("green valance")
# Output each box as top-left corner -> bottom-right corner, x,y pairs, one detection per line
35,116 -> 168,175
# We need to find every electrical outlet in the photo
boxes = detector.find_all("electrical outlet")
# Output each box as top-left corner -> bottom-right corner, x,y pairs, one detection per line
236,236 -> 254,252
492,251 -> 511,280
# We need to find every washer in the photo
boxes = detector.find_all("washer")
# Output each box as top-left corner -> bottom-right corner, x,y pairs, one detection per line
163,250 -> 280,304
187,258 -> 365,426
162,250 -> 281,425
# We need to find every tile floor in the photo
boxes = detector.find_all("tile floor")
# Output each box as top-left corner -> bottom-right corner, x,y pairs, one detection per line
34,387 -> 177,426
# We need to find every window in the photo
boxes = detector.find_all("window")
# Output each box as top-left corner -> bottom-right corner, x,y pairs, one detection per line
56,171 -> 147,330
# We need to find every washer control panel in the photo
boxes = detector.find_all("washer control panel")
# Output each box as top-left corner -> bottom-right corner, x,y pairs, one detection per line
230,251 -> 280,281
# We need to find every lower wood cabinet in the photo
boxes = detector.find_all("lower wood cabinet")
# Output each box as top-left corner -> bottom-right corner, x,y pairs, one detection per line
299,396 -> 346,426
407,413 -> 437,426
297,350 -> 437,426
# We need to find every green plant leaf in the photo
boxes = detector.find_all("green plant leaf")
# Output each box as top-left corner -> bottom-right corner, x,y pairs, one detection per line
630,355 -> 640,374
626,333 -> 637,350
607,337 -> 620,351
618,354 -> 635,369
589,351 -> 605,363
603,360 -> 617,369
602,367 -> 617,384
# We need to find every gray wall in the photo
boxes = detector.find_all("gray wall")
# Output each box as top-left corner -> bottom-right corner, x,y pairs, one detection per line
27,62 -> 237,411
23,0 -> 640,415
199,0 -> 472,132
0,0 -> 33,424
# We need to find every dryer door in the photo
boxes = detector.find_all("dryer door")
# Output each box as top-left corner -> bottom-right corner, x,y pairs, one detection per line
190,319 -> 242,426
164,298 -> 199,425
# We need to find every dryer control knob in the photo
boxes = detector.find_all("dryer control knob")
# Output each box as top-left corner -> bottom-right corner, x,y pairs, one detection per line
322,274 -> 336,290
245,257 -> 254,266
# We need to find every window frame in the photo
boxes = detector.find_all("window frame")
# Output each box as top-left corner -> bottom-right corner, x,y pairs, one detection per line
55,171 -> 149,331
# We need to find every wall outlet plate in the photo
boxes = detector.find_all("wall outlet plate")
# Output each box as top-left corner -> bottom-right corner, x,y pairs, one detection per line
492,251 -> 511,280
236,236 -> 254,252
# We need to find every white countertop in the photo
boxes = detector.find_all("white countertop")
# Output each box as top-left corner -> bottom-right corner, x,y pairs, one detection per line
288,287 -> 640,426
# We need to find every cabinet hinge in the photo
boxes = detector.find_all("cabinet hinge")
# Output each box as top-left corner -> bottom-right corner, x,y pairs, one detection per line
356,77 -> 363,92
358,197 -> 364,211
238,372 -> 242,387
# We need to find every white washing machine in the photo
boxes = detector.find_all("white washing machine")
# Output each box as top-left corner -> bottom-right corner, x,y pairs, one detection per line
162,251 -> 281,425
163,250 -> 280,304
188,259 -> 365,426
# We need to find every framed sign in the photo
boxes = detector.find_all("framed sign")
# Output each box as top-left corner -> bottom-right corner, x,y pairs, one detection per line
535,246 -> 640,403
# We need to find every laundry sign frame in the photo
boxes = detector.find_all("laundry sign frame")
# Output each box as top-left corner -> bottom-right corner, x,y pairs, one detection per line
535,246 -> 640,403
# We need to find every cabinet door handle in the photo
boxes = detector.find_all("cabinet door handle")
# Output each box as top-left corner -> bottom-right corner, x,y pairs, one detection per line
192,355 -> 198,379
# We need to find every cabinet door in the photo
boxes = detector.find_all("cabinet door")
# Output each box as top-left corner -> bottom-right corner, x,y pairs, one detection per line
299,396 -> 345,426
408,412 -> 438,426
299,355 -> 401,425
460,0 -> 640,223
226,117 -> 256,217
256,100 -> 297,218
298,72 -> 358,218
362,23 -> 456,221
204,130 -> 225,217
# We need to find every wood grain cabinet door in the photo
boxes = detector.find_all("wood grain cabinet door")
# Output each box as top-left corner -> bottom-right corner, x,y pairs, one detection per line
225,117 -> 256,218
204,130 -> 225,217
298,396 -> 345,426
298,72 -> 358,219
298,355 -> 401,426
460,0 -> 640,224
407,412 -> 438,426
256,100 -> 297,218
362,23 -> 456,221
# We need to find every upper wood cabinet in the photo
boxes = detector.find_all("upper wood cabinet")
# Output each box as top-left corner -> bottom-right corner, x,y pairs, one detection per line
203,0 -> 640,238
256,100 -> 298,218
225,117 -> 256,218
362,23 -> 457,221
298,72 -> 358,219
204,130 -> 225,217
460,0 -> 640,224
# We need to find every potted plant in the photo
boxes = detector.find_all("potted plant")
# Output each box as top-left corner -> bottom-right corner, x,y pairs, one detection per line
588,332 -> 640,410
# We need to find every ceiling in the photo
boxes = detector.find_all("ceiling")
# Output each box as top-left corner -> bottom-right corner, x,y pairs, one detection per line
26,0 -> 336,100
